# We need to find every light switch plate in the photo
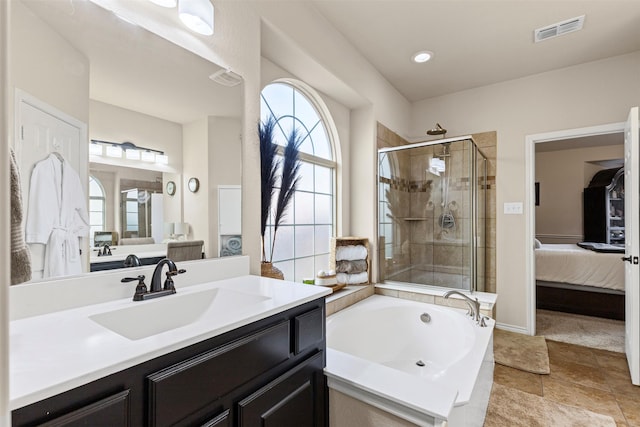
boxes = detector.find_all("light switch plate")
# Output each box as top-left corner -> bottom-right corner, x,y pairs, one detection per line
504,202 -> 523,214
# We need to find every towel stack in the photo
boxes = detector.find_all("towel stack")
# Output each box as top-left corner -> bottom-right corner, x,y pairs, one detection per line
335,245 -> 368,285
10,148 -> 32,285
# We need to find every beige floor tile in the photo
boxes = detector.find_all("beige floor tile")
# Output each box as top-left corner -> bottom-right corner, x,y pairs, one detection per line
594,349 -> 631,375
493,364 -> 543,396
605,369 -> 640,399
548,358 -> 611,392
484,383 -> 546,427
546,340 -> 599,367
542,377 -> 626,424
485,383 -> 616,427
617,394 -> 640,427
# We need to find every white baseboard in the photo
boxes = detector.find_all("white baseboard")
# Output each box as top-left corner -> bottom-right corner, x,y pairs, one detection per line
495,322 -> 530,335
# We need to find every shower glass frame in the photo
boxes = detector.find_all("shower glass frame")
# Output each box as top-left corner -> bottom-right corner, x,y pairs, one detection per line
377,135 -> 487,293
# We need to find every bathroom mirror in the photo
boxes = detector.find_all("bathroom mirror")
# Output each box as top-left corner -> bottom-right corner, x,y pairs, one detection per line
11,0 -> 243,282
89,163 -> 164,244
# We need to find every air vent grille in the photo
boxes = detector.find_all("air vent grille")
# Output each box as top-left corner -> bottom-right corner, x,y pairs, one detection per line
209,69 -> 243,87
534,15 -> 585,43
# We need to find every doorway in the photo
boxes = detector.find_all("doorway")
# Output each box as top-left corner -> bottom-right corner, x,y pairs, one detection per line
533,131 -> 625,353
525,121 -> 625,338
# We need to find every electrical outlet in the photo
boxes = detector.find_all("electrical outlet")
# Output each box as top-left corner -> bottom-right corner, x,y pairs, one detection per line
504,202 -> 523,215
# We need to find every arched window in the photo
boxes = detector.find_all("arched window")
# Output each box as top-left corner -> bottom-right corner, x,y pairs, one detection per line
261,82 -> 337,281
89,175 -> 106,246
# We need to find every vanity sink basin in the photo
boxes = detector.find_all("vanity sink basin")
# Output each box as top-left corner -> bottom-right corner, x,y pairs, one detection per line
90,288 -> 270,340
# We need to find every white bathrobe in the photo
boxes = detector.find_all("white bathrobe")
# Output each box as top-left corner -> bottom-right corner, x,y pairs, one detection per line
25,154 -> 89,278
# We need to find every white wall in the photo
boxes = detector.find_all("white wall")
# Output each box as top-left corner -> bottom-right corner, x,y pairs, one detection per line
410,51 -> 640,329
10,1 -> 89,124
89,100 -> 183,174
183,118 -> 210,254
535,144 -> 623,242
207,116 -> 242,257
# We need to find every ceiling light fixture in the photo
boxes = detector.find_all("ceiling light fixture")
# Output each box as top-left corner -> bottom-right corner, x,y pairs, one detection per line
91,139 -> 167,164
141,150 -> 156,163
89,143 -> 103,156
412,50 -> 434,63
148,0 -> 177,7
105,145 -> 123,158
125,148 -> 141,161
179,0 -> 214,36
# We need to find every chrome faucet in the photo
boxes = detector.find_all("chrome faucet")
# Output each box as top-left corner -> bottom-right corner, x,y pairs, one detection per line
443,290 -> 483,325
121,258 -> 185,301
123,254 -> 142,268
98,244 -> 112,256
150,258 -> 186,294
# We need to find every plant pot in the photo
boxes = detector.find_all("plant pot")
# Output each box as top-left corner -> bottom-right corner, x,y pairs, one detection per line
261,262 -> 284,280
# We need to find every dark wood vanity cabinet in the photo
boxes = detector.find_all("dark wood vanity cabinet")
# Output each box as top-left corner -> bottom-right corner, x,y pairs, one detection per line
238,352 -> 325,427
12,299 -> 327,427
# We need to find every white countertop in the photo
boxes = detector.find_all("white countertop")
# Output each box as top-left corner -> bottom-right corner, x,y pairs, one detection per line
90,243 -> 167,264
10,275 -> 331,410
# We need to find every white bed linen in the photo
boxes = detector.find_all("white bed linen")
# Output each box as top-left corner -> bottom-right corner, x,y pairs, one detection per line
535,244 -> 624,292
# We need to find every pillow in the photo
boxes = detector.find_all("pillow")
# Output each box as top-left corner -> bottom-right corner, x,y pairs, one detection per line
534,238 -> 542,249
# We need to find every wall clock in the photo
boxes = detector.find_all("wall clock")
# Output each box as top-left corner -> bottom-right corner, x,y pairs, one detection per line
188,177 -> 200,193
166,180 -> 176,196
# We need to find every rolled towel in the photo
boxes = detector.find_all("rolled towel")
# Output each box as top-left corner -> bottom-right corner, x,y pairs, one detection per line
220,235 -> 242,256
226,236 -> 242,251
335,245 -> 367,261
10,148 -> 32,285
337,272 -> 369,285
336,259 -> 368,274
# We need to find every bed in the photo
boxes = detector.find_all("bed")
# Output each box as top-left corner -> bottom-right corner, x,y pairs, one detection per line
535,243 -> 625,320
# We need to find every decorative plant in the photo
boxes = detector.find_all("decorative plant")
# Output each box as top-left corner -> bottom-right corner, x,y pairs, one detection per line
270,128 -> 302,261
260,117 -> 279,263
259,118 -> 302,264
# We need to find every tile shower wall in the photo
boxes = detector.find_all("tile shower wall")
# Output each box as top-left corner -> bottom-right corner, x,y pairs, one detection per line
376,124 -> 497,294
474,131 -> 497,293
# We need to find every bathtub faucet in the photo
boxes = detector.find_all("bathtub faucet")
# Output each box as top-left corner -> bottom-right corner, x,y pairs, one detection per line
443,290 -> 482,325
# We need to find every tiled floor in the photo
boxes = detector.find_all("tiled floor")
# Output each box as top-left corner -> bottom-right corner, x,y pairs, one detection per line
492,339 -> 640,426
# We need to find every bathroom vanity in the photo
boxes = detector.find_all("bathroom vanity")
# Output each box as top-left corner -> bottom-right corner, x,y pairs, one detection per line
10,258 -> 331,426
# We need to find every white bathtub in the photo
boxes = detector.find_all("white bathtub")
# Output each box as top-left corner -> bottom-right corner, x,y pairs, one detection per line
325,295 -> 494,427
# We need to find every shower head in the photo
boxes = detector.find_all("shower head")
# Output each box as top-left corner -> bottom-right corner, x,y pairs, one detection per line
427,123 -> 447,137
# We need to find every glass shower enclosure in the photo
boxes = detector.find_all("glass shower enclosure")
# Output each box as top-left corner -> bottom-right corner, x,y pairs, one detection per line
378,136 -> 487,292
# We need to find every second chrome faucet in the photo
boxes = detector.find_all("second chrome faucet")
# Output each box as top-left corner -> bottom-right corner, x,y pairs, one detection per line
443,290 -> 488,327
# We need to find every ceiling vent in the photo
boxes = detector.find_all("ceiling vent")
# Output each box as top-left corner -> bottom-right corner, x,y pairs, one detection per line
534,15 -> 585,43
209,69 -> 243,87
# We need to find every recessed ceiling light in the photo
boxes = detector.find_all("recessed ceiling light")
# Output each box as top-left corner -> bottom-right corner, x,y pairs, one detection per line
412,50 -> 434,63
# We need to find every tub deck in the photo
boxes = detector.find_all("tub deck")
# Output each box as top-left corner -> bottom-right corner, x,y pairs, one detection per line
324,295 -> 494,427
